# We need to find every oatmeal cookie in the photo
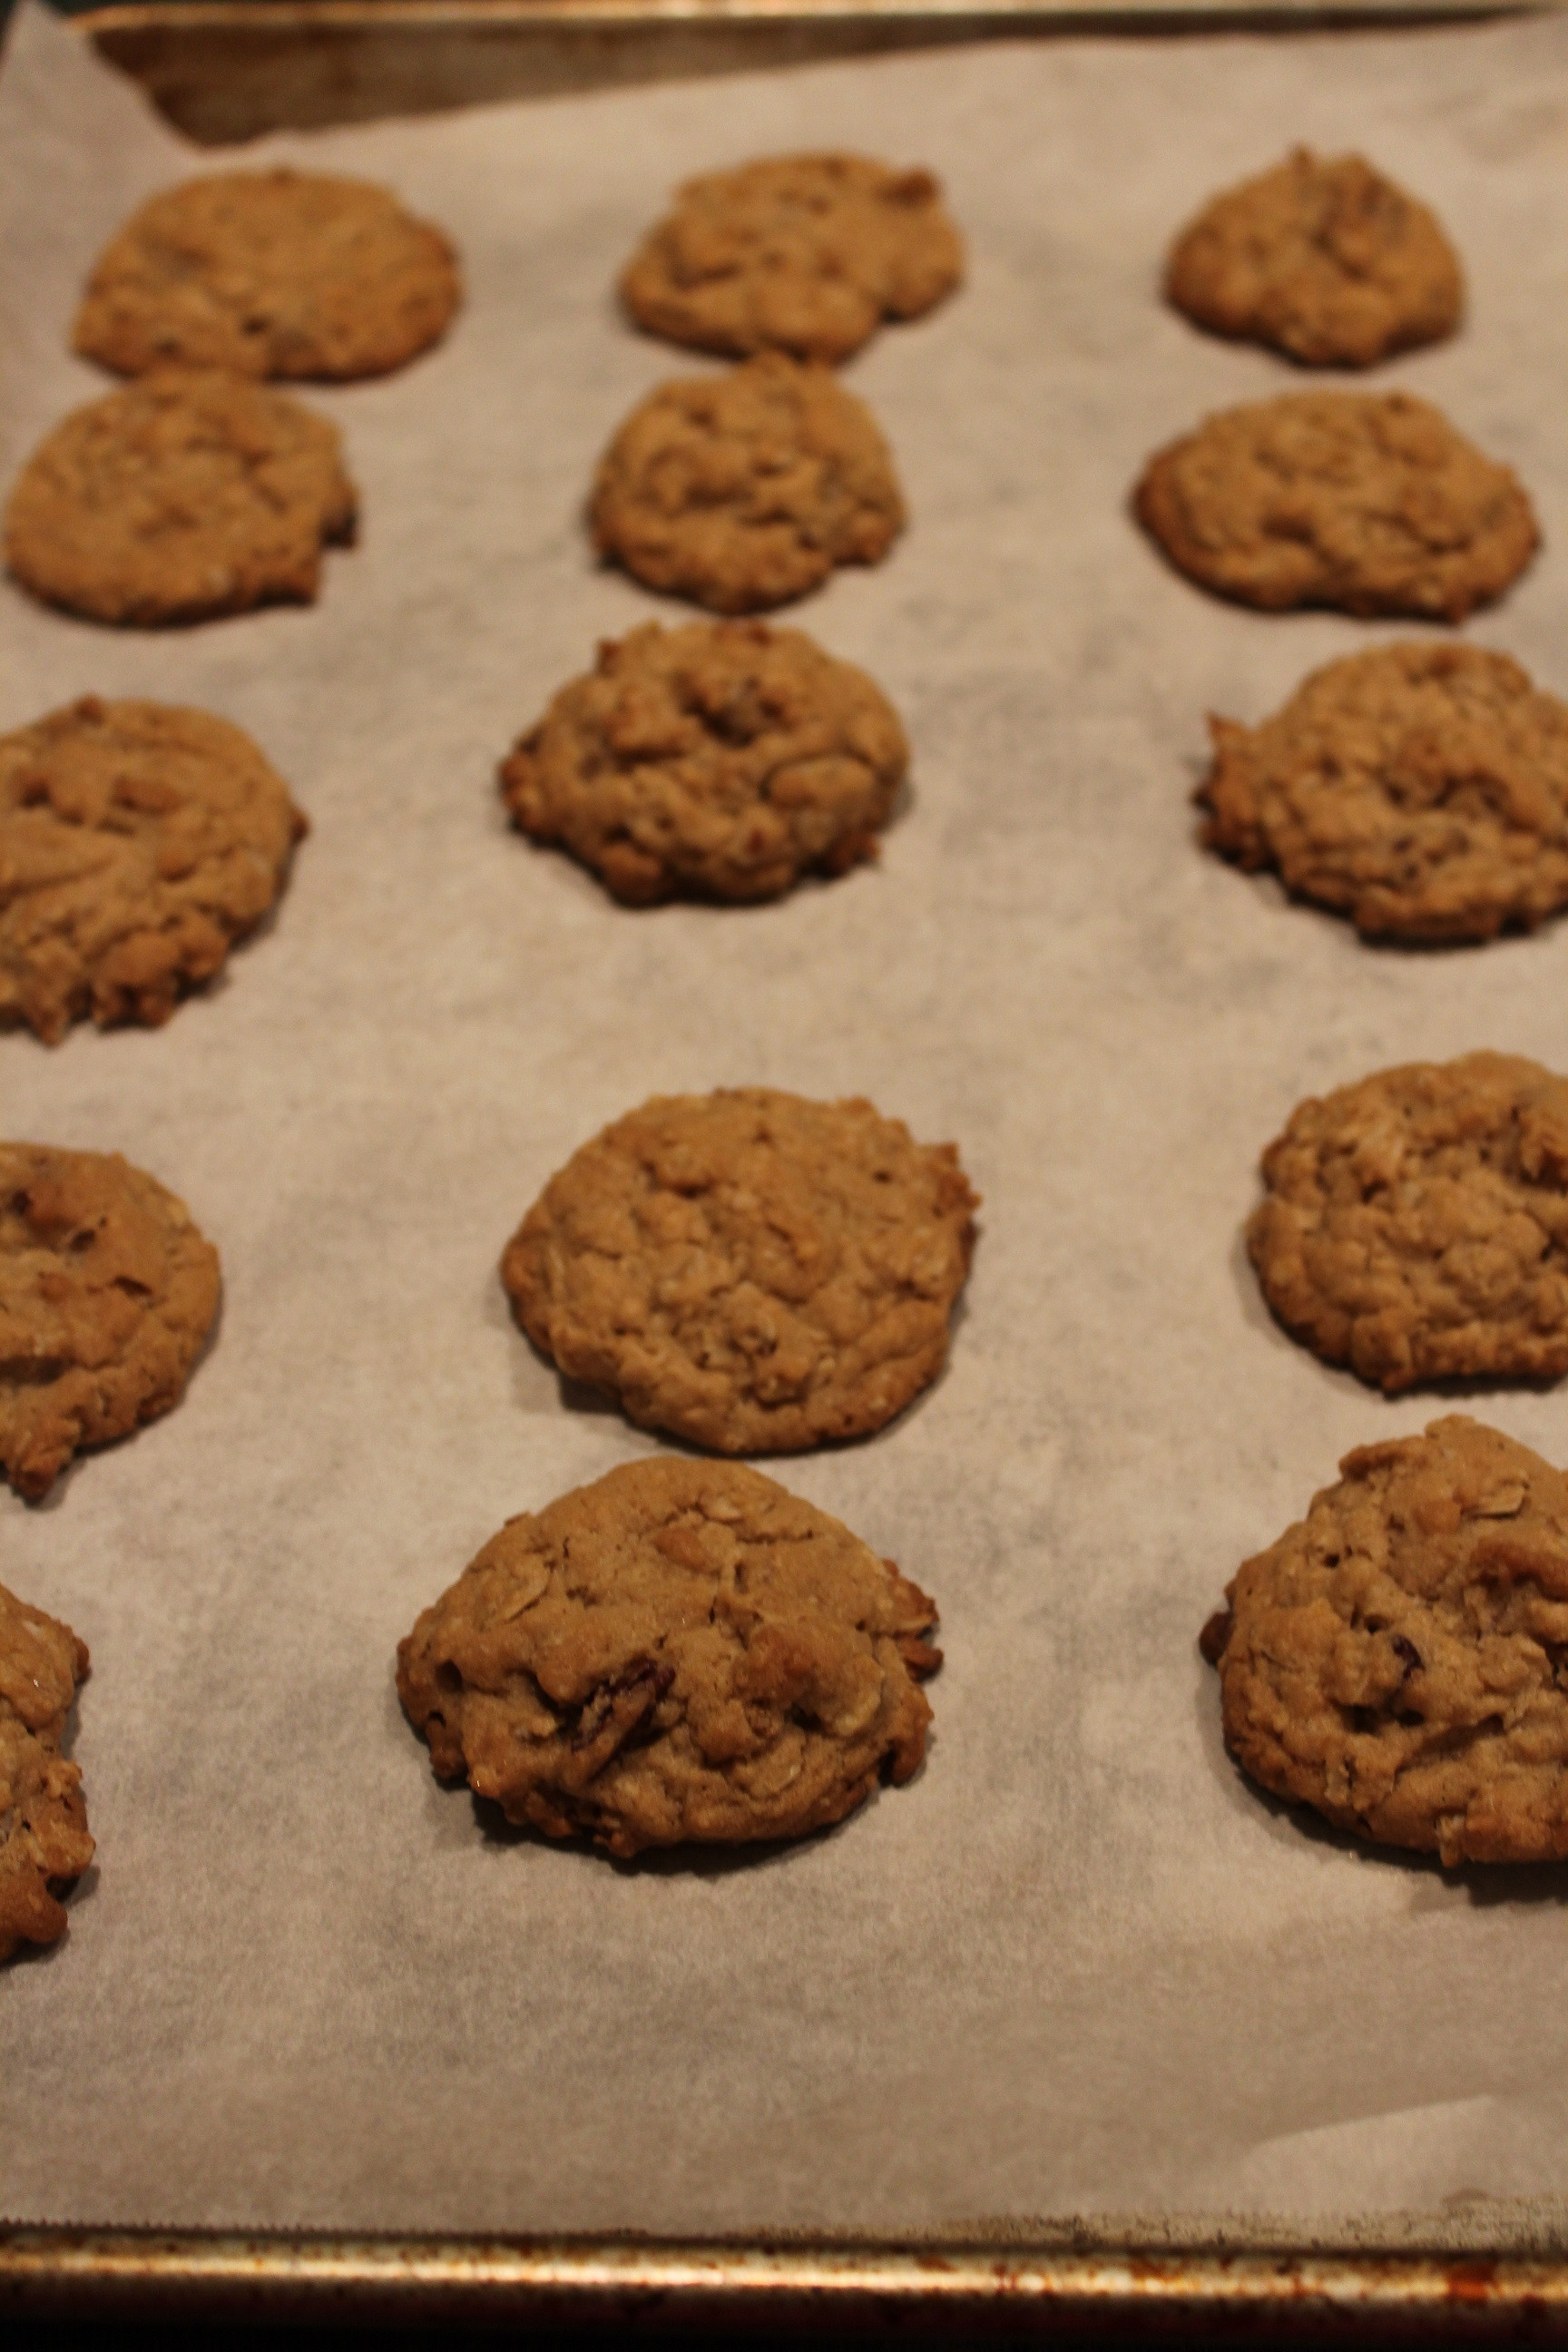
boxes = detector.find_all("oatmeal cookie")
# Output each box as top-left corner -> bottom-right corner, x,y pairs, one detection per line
502,1088 -> 978,1453
499,620 -> 907,904
1200,643 -> 1568,944
1,1142 -> 221,1499
1,1581 -> 93,1961
5,370 -> 358,626
1,696 -> 308,1044
1248,1053 -> 1568,1393
1202,1416 -> 1568,1864
397,1455 -> 940,1857
1167,148 -> 1463,368
620,152 -> 963,364
590,353 -> 904,613
1134,391 -> 1537,620
74,168 -> 461,381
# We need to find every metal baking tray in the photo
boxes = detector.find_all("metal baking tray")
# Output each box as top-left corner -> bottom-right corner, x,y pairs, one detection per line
5,0 -> 1567,2329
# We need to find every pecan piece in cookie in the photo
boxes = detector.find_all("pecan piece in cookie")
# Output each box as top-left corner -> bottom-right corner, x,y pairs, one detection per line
1200,643 -> 1568,944
621,152 -> 963,364
499,620 -> 907,904
5,370 -> 358,626
502,1087 -> 978,1453
1167,149 -> 1463,368
1203,1416 -> 1568,1865
590,353 -> 905,613
397,1456 -> 940,1857
1,696 -> 308,1043
1,1580 -> 93,1961
1248,1053 -> 1568,1392
1134,391 -> 1537,621
1,1142 -> 221,1499
74,168 -> 461,382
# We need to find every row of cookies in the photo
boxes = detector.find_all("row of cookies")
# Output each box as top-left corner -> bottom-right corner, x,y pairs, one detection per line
1148,159 -> 1568,1864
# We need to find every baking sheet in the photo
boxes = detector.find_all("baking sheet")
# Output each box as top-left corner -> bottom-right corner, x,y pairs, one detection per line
6,0 -> 1568,2247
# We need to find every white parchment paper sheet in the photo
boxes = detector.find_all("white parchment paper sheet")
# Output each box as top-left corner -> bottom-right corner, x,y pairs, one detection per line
5,0 -> 1568,2242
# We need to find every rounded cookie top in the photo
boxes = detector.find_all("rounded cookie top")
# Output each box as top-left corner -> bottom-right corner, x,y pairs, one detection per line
0,1580 -> 93,1962
1247,1052 -> 1568,1393
1202,1416 -> 1568,1865
590,352 -> 905,614
502,1087 -> 979,1454
1134,391 -> 1538,621
74,168 -> 461,381
1167,148 -> 1463,368
0,1142 -> 221,1500
1200,643 -> 1568,944
1,696 -> 308,1044
620,151 -> 963,364
500,620 -> 908,904
397,1455 -> 940,1857
5,370 -> 358,627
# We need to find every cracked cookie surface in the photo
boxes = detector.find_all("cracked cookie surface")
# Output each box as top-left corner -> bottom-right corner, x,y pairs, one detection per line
74,168 -> 461,382
590,353 -> 904,613
1201,1416 -> 1568,1864
1200,643 -> 1568,944
1167,148 -> 1462,368
499,620 -> 907,904
5,370 -> 358,626
1,696 -> 308,1043
1,1142 -> 221,1499
620,151 -> 962,363
397,1455 -> 940,1856
503,1088 -> 978,1453
1134,391 -> 1537,620
1248,1053 -> 1568,1393
0,1580 -> 93,1961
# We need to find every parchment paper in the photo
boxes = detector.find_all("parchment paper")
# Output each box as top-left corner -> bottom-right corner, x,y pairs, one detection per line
6,0 -> 1568,2247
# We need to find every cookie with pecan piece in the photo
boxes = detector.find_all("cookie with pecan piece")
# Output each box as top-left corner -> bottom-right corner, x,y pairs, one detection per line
1202,1416 -> 1568,1864
397,1456 -> 939,1856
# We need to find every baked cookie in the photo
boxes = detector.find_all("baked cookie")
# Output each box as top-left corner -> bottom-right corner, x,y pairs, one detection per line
1201,1416 -> 1568,1865
1134,392 -> 1537,621
1167,148 -> 1463,368
1200,643 -> 1568,944
1,1581 -> 93,1961
74,168 -> 461,382
620,152 -> 963,364
2,696 -> 308,1044
397,1455 -> 940,1857
499,620 -> 907,904
1248,1053 -> 1568,1393
503,1088 -> 978,1453
1,1142 -> 221,1499
590,353 -> 904,613
5,370 -> 357,626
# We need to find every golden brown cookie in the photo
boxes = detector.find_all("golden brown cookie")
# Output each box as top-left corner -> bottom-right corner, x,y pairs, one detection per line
1,1581 -> 93,1961
503,1088 -> 978,1453
1,1142 -> 221,1500
5,370 -> 358,627
499,620 -> 907,904
620,152 -> 963,364
589,353 -> 904,614
74,168 -> 461,381
1202,1416 -> 1568,1865
1,696 -> 308,1044
1167,148 -> 1463,368
1247,1053 -> 1568,1393
397,1455 -> 940,1857
1200,644 -> 1568,944
1133,392 -> 1538,621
